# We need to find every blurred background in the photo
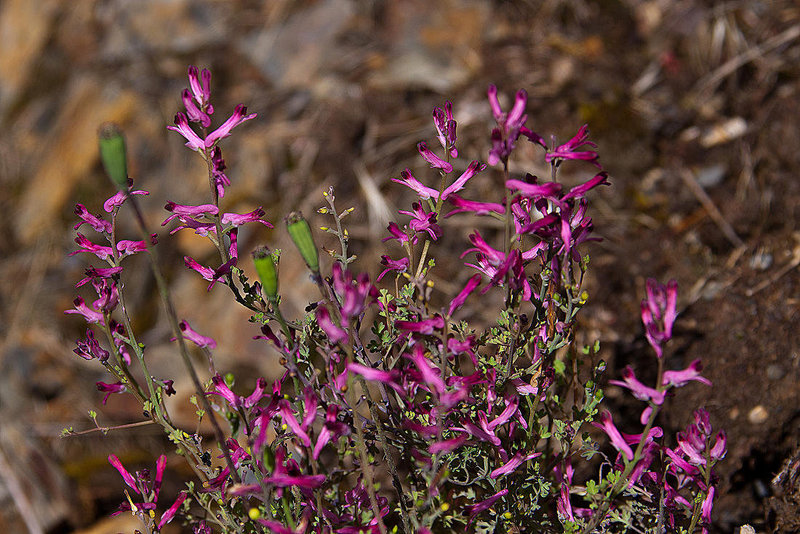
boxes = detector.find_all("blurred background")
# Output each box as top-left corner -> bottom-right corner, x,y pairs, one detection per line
0,0 -> 798,532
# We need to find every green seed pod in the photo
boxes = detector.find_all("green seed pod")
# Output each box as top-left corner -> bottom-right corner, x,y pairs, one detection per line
252,246 -> 280,302
285,211 -> 319,274
98,123 -> 128,189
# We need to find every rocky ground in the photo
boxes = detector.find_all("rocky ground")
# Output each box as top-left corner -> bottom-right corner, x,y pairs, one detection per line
0,1 -> 798,532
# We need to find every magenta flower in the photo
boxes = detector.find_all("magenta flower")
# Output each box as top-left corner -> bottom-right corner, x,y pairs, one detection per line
446,195 -> 504,219
331,263 -> 376,319
184,256 -> 235,290
74,329 -> 109,361
392,169 -> 439,200
609,366 -> 665,404
210,146 -> 230,197
661,359 -> 711,388
221,207 -> 273,228
407,345 -> 445,395
208,374 -> 268,411
592,410 -> 634,461
399,202 -> 442,241
376,255 -> 408,282
561,171 -> 610,202
96,381 -> 126,404
168,104 -> 256,152
490,452 -> 540,479
396,315 -> 445,335
710,431 -> 727,461
71,233 -> 113,261
262,447 -> 326,490
103,187 -> 149,213
468,488 -> 508,523
163,202 -> 219,225
346,363 -> 404,396
65,296 -> 105,325
382,221 -> 416,245
392,161 -> 485,201
506,178 -> 562,199
433,101 -> 458,158
108,454 -> 178,522
447,274 -> 481,317
279,389 -> 318,448
157,491 -> 188,529
428,434 -> 467,454
316,306 -> 348,344
487,85 -> 545,166
74,204 -> 112,234
458,413 -> 501,446
172,320 -> 217,349
641,278 -> 678,358
462,230 -> 505,265
417,141 -> 453,173
116,234 -> 157,257
76,266 -> 123,288
545,124 -> 600,168
701,486 -> 715,523
313,405 -> 350,460
187,66 -> 213,113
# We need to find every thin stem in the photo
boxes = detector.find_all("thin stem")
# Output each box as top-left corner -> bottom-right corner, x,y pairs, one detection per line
126,194 -> 241,484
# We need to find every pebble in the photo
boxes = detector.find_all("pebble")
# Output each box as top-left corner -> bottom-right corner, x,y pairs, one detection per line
766,364 -> 784,380
748,405 -> 769,424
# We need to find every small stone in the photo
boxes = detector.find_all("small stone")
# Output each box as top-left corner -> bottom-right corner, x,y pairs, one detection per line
749,249 -> 773,271
766,364 -> 784,380
748,405 -> 769,424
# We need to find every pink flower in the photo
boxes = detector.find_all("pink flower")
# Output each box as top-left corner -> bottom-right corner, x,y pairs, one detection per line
506,178 -> 562,199
347,363 -> 405,397
447,274 -> 481,317
65,296 -> 105,325
490,452 -> 540,479
487,85 -> 545,166
187,66 -> 213,112
641,278 -> 678,358
609,366 -> 665,404
592,410 -> 634,461
74,204 -> 112,233
172,320 -> 217,349
433,101 -> 458,158
468,488 -> 508,523
399,202 -> 442,241
396,315 -> 445,335
445,194 -> 504,217
168,104 -> 256,152
545,124 -> 600,168
184,256 -> 235,290
70,233 -> 113,260
103,187 -> 148,213
661,359 -> 711,388
316,306 -> 348,344
417,141 -> 453,173
391,161 -> 485,201
158,491 -> 188,529
376,255 -> 408,282
96,381 -> 126,404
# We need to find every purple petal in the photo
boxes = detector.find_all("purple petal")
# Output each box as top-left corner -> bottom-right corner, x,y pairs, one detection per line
417,141 -> 453,173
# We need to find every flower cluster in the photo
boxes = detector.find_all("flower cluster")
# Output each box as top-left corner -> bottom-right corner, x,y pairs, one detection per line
64,69 -> 725,534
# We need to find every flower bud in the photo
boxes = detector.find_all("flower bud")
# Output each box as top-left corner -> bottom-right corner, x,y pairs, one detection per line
252,246 -> 279,302
98,123 -> 128,189
285,211 -> 319,274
